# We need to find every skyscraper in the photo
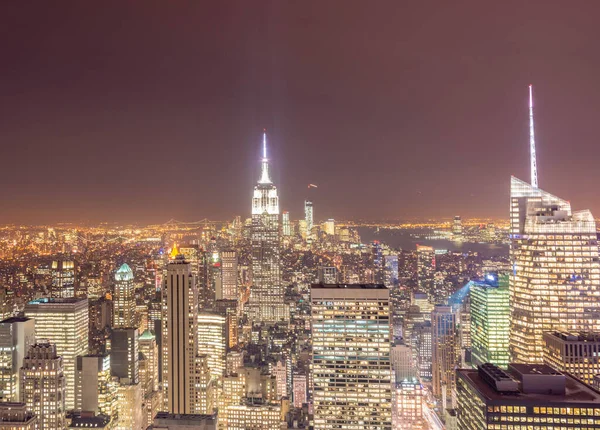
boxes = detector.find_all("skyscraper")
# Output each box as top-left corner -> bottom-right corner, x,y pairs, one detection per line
452,215 -> 463,239
282,211 -> 291,236
111,327 -> 139,383
431,305 -> 458,409
112,263 -> 136,329
384,255 -> 399,288
163,247 -> 198,414
51,258 -> 76,298
304,200 -> 313,238
20,343 -> 66,430
0,317 -> 35,402
197,311 -> 226,381
416,245 -> 435,302
75,354 -> 118,421
220,250 -> 238,301
509,176 -> 600,363
250,132 -> 287,323
24,297 -> 88,411
311,283 -> 393,429
469,274 -> 510,368
542,331 -> 600,386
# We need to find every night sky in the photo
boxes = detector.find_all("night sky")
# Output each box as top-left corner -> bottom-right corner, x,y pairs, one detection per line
2,1 -> 600,224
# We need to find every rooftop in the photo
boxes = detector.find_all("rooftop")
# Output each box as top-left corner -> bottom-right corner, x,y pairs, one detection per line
0,317 -> 31,324
544,331 -> 600,343
311,283 -> 387,290
458,364 -> 600,405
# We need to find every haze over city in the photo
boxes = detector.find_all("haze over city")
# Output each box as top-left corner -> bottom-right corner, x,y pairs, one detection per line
2,1 -> 600,224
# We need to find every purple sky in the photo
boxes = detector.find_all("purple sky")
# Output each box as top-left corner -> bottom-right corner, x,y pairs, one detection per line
2,1 -> 600,224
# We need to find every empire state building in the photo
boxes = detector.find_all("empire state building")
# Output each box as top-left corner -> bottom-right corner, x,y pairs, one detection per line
250,132 -> 288,323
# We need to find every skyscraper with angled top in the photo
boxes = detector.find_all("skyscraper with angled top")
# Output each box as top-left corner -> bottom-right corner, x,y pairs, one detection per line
509,85 -> 600,363
113,263 -> 135,329
250,132 -> 287,323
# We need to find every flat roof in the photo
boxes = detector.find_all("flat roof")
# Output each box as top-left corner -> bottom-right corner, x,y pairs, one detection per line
311,283 -> 387,290
457,368 -> 600,405
0,317 -> 31,324
544,331 -> 600,343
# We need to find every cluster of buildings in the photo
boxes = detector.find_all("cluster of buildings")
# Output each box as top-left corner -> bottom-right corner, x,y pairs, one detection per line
0,108 -> 599,430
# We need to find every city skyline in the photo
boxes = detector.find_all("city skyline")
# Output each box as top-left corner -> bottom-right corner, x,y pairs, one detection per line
3,2 -> 600,224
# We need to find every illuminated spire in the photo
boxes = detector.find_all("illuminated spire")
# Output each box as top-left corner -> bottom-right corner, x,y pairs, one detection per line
529,84 -> 538,188
258,130 -> 272,184
170,243 -> 179,259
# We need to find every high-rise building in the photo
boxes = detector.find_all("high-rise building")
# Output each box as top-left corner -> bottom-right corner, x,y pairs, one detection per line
112,263 -> 136,329
431,305 -> 458,409
391,341 -> 416,381
116,383 -> 142,430
323,219 -> 335,236
316,266 -> 338,284
197,311 -> 226,381
393,378 -> 425,430
24,297 -> 88,411
416,246 -> 435,303
20,343 -> 65,430
292,373 -> 307,408
542,331 -> 600,385
311,283 -> 392,430
412,321 -> 432,382
304,200 -> 313,238
220,251 -> 238,301
0,402 -> 37,430
139,329 -> 160,428
0,317 -> 35,402
151,412 -> 217,429
456,363 -> 600,430
111,328 -> 139,383
250,132 -> 287,323
509,176 -> 600,363
384,255 -> 399,288
452,216 -> 463,239
163,248 -> 198,414
51,258 -> 76,298
75,354 -> 118,421
469,274 -> 510,368
282,211 -> 291,236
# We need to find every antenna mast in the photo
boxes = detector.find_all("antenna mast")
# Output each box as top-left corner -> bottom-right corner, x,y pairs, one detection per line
529,84 -> 538,188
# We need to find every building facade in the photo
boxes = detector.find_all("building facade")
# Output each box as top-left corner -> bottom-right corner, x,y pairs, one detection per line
112,263 -> 136,328
311,284 -> 393,429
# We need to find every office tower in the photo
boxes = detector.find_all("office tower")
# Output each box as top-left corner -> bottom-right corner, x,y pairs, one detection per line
509,176 -> 600,363
412,291 -> 433,320
51,258 -> 76,298
393,378 -> 425,430
24,297 -> 88,410
456,363 -> 600,430
543,331 -> 600,385
416,245 -> 435,301
292,373 -> 307,407
0,288 -> 12,320
112,263 -> 135,328
311,284 -> 393,430
304,200 -> 313,237
457,297 -> 471,367
469,274 -> 509,368
139,330 -> 160,428
225,350 -> 244,375
215,299 -> 239,350
323,219 -> 335,236
412,321 -> 432,381
317,266 -> 338,284
139,330 -> 158,393
75,354 -> 117,420
163,248 -> 198,414
384,255 -> 399,288
391,341 -> 416,381
0,317 -> 34,401
226,403 -> 281,430
197,311 -> 226,381
371,241 -> 384,284
207,245 -> 222,305
272,360 -> 287,399
20,343 -> 66,430
0,402 -> 37,429
250,132 -> 287,323
298,219 -> 308,240
282,211 -> 291,236
220,250 -> 238,301
111,328 -> 139,383
152,412 -> 217,429
431,305 -> 458,409
452,215 -> 463,238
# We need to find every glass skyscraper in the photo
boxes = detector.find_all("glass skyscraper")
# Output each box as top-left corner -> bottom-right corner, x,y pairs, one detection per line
509,176 -> 600,363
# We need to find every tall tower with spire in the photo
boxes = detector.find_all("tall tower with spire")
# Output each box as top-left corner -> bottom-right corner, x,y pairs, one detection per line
508,87 -> 600,363
250,131 -> 287,323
